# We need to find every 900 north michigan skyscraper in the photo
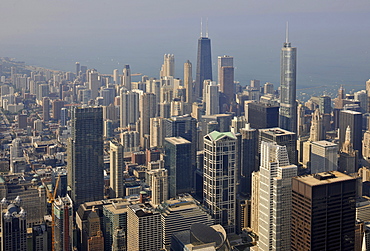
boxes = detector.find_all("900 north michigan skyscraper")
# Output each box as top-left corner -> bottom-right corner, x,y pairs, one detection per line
67,106 -> 104,207
279,26 -> 297,133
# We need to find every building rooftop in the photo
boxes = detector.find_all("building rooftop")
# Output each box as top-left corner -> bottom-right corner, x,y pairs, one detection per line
294,171 -> 354,186
207,131 -> 236,141
259,127 -> 295,136
165,137 -> 191,145
312,140 -> 337,147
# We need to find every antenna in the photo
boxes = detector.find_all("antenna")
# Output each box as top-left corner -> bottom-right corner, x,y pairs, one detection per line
285,21 -> 289,43
200,18 -> 203,37
206,17 -> 209,37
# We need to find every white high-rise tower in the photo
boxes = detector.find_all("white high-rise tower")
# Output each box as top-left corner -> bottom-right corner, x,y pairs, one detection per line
258,141 -> 297,250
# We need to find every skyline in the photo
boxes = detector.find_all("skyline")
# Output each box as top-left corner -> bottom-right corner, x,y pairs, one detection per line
0,1 -> 370,90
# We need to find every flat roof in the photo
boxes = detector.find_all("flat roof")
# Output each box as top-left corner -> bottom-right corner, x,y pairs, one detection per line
165,137 -> 191,145
311,140 -> 337,147
259,127 -> 295,135
294,171 -> 354,186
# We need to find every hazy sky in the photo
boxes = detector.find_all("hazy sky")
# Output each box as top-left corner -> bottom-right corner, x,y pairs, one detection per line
1,0 -> 370,90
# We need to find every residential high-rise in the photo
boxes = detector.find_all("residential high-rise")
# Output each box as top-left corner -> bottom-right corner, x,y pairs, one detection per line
119,89 -> 139,129
258,141 -> 297,250
184,60 -> 193,106
42,97 -> 50,122
148,168 -> 168,206
161,54 -> 175,78
164,137 -> 192,198
203,80 -> 219,115
122,65 -> 131,91
279,26 -> 297,133
1,197 -> 27,251
127,203 -> 162,251
339,110 -> 362,156
310,140 -> 338,174
195,33 -> 212,100
139,92 -> 157,148
52,99 -> 65,121
291,171 -> 356,250
67,107 -> 104,207
88,70 -> 100,100
53,196 -> 73,251
203,131 -> 237,234
110,141 -> 124,198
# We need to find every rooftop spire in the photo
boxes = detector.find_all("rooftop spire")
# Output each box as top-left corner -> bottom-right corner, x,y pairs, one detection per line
285,21 -> 289,43
200,18 -> 203,37
206,17 -> 209,37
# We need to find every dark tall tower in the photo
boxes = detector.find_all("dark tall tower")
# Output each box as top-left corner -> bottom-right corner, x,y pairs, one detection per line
195,26 -> 212,101
339,110 -> 362,157
67,107 -> 104,207
279,25 -> 297,133
291,171 -> 356,250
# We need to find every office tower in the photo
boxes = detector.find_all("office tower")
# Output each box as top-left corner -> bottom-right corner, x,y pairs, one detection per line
76,62 -> 80,75
354,90 -> 368,113
53,196 -> 73,251
339,126 -> 359,173
239,124 -> 259,197
42,97 -> 50,122
279,26 -> 297,133
195,32 -> 212,100
163,115 -> 197,166
364,123 -> 370,161
82,89 -> 91,104
291,171 -> 356,250
113,69 -> 119,85
264,82 -> 274,94
148,168 -> 168,206
319,95 -> 332,114
170,99 -> 185,117
164,137 -> 192,198
203,131 -> 238,234
112,227 -> 126,251
309,108 -> 324,142
32,224 -> 48,251
159,195 -> 214,249
139,92 -> 157,148
1,198 -> 27,251
119,89 -> 139,128
101,87 -> 115,106
60,108 -> 68,126
250,79 -> 260,89
103,200 -> 129,251
184,60 -> 193,106
258,141 -> 297,250
259,127 -> 298,165
218,55 -> 233,83
250,171 -> 260,235
339,110 -> 362,156
110,141 -> 124,198
52,99 -> 65,121
160,54 -> 175,78
17,113 -> 27,129
246,102 -> 279,129
310,140 -> 338,174
122,65 -> 131,91
67,107 -> 104,207
127,203 -> 162,251
204,80 -> 219,115
88,70 -> 100,100
220,65 -> 235,105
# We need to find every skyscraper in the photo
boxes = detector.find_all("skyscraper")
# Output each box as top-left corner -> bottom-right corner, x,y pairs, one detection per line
110,141 -> 124,198
339,110 -> 362,156
258,141 -> 297,250
53,196 -> 73,251
42,97 -> 50,122
279,25 -> 297,133
67,106 -> 104,207
122,65 -> 131,91
184,60 -> 193,106
217,55 -> 233,84
291,171 -> 356,250
310,140 -> 338,174
203,131 -> 237,234
161,54 -> 175,78
164,137 -> 192,198
195,31 -> 212,101
119,89 -> 139,129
